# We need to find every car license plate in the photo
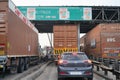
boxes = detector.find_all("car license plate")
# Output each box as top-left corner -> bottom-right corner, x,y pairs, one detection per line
70,72 -> 82,75
0,65 -> 3,68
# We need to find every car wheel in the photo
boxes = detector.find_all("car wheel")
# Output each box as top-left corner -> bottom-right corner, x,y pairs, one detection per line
88,77 -> 93,80
58,78 -> 62,80
58,75 -> 63,80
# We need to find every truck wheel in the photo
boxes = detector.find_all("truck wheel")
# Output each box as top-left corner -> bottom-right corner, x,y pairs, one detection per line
17,58 -> 24,73
24,58 -> 29,70
10,66 -> 17,73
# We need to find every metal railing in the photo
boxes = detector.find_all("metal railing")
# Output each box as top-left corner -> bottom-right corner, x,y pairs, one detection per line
92,60 -> 120,80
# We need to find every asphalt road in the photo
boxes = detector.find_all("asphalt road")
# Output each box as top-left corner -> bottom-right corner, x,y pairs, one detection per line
35,63 -> 106,80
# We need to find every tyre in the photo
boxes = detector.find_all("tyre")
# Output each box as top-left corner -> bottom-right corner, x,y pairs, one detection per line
58,75 -> 63,80
58,78 -> 62,80
10,66 -> 17,73
24,58 -> 29,70
88,77 -> 93,80
17,58 -> 24,73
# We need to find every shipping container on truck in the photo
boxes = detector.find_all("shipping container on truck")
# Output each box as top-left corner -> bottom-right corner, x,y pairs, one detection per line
0,0 -> 39,73
53,24 -> 78,58
80,35 -> 86,52
80,23 -> 120,61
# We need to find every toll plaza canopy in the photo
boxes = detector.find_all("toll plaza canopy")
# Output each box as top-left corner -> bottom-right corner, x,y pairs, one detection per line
18,6 -> 120,33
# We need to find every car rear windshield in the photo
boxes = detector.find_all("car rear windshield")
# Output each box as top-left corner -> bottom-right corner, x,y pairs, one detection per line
62,53 -> 88,60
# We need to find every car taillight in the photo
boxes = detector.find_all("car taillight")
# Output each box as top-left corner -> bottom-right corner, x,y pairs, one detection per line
59,72 -> 67,74
58,60 -> 68,64
84,60 -> 92,64
85,71 -> 92,75
58,60 -> 63,64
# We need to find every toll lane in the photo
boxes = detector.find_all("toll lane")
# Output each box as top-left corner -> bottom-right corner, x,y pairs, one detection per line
36,63 -> 105,80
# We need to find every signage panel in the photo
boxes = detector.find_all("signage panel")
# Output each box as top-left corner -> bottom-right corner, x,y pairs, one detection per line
18,6 -> 92,21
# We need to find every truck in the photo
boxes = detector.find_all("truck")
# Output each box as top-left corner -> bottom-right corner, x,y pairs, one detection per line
0,0 -> 39,73
53,24 -> 78,59
80,23 -> 120,79
80,23 -> 120,61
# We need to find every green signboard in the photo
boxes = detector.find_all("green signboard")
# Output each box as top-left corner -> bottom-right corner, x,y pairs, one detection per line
18,6 -> 92,21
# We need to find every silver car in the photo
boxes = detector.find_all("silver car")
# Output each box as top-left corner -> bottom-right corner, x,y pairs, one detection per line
57,52 -> 93,80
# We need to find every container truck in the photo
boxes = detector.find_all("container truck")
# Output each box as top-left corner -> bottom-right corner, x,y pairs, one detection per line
80,23 -> 120,61
0,0 -> 39,73
53,24 -> 78,59
80,23 -> 120,74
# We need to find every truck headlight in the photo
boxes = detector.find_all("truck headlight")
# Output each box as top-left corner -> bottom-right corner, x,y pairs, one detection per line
0,65 -> 3,68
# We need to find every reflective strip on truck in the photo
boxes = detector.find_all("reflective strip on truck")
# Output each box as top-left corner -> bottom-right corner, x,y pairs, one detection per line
54,48 -> 78,55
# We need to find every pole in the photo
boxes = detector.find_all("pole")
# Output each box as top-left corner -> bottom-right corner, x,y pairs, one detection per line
78,24 -> 80,52
47,33 -> 52,48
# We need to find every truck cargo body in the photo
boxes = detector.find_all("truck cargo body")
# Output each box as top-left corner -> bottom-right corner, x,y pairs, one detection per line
80,23 -> 120,60
0,0 -> 39,73
53,24 -> 78,55
80,35 -> 86,52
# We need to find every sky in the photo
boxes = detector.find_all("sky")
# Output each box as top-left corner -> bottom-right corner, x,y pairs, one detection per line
11,0 -> 120,48
12,0 -> 120,6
